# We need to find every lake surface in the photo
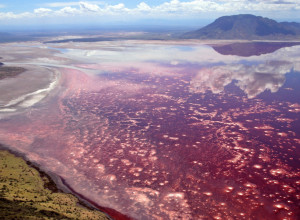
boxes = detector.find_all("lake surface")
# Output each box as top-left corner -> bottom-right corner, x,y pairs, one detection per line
0,41 -> 299,219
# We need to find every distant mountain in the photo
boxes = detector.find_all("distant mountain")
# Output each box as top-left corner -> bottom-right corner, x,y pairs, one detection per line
183,14 -> 300,40
0,32 -> 34,43
0,32 -> 14,42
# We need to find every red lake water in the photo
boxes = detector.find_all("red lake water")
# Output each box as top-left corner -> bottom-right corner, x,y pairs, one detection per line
0,41 -> 299,219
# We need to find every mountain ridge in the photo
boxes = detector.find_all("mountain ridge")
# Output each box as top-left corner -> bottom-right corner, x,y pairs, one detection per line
182,14 -> 300,40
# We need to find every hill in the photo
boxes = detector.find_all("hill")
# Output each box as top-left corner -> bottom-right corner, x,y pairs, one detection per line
182,14 -> 300,40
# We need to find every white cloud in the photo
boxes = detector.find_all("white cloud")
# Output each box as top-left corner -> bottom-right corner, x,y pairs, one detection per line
57,7 -> 80,15
0,12 -> 32,19
79,1 -> 100,12
0,0 -> 299,21
143,0 -> 300,15
108,3 -> 126,11
34,8 -> 53,14
137,2 -> 151,11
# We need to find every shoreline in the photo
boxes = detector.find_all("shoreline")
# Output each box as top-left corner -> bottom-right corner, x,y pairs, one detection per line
0,61 -> 130,219
0,143 -> 129,220
0,62 -> 60,116
1,66 -> 59,111
60,178 -> 132,220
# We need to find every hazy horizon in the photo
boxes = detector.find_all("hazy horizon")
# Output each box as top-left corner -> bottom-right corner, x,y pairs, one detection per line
0,19 -> 209,33
1,0 -> 300,32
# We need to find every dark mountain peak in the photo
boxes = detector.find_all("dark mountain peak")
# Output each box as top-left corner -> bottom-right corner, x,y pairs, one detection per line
213,14 -> 261,26
183,14 -> 300,40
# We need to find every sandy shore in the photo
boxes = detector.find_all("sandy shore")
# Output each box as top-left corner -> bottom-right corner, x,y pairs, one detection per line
0,64 -> 59,115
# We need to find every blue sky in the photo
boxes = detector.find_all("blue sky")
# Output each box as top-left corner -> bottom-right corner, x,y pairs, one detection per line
1,0 -> 300,29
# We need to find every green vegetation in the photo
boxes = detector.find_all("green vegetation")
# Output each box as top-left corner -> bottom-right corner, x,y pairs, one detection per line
0,150 -> 109,220
0,66 -> 26,80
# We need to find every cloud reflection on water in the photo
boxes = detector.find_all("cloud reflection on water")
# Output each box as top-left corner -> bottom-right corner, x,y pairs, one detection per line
58,42 -> 300,99
189,61 -> 293,98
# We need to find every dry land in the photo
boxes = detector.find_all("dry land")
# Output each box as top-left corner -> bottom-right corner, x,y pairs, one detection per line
0,149 -> 109,220
0,66 -> 26,80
